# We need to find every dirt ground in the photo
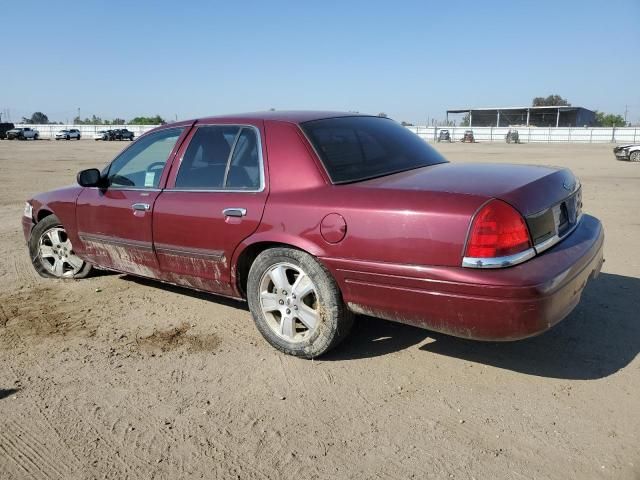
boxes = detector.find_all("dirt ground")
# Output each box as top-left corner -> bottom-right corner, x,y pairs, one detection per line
0,139 -> 638,480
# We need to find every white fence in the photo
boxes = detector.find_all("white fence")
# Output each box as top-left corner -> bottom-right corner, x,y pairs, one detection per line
13,124 -> 157,139
12,124 -> 640,144
407,126 -> 640,143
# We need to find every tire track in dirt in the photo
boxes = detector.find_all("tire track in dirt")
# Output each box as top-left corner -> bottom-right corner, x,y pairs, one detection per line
0,303 -> 8,328
0,420 -> 78,480
83,390 -> 274,479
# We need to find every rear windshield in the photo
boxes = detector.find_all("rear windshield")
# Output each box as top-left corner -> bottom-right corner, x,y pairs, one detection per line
301,116 -> 447,183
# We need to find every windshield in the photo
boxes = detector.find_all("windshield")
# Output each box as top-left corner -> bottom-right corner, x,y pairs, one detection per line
301,116 -> 447,183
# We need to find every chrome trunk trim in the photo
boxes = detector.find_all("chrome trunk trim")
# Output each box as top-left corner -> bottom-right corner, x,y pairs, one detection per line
462,248 -> 536,269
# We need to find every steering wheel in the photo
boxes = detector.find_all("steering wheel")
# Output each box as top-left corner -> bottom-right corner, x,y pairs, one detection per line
147,162 -> 166,173
109,174 -> 135,187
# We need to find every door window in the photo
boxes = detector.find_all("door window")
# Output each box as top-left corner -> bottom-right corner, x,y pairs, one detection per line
226,128 -> 261,189
174,126 -> 261,190
106,127 -> 184,188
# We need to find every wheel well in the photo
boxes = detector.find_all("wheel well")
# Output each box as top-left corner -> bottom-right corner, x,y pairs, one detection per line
235,241 -> 306,297
37,209 -> 53,222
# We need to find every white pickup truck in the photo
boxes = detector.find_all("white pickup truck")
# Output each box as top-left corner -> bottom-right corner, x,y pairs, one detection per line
6,127 -> 39,140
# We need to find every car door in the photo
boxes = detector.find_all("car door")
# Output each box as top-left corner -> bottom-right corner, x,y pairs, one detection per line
152,122 -> 268,296
76,125 -> 191,277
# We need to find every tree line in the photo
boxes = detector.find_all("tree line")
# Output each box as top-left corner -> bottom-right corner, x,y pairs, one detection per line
19,112 -> 167,125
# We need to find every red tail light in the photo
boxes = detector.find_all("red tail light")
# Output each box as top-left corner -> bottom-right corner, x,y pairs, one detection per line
465,200 -> 532,258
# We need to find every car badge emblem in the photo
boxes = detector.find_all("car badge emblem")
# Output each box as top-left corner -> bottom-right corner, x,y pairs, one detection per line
562,181 -> 574,191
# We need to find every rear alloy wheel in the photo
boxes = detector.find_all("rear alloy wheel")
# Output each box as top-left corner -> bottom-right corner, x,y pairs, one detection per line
247,247 -> 353,358
630,151 -> 640,162
29,215 -> 92,279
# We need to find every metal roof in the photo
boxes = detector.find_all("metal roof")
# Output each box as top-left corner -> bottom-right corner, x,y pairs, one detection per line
447,106 -> 591,113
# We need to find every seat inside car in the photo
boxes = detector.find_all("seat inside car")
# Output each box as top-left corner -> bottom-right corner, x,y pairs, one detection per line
175,128 -> 231,188
226,130 -> 260,189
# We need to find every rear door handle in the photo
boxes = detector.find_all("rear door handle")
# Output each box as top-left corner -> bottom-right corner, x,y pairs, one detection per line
223,207 -> 247,217
132,203 -> 150,211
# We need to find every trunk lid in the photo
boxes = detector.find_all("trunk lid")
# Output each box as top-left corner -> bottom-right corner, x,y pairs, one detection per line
358,162 -> 576,215
358,162 -> 582,250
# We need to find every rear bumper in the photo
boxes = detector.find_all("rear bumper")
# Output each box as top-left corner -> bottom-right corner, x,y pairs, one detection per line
323,214 -> 604,341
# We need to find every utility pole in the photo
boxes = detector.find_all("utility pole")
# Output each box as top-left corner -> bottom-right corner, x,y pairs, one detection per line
77,107 -> 80,125
624,104 -> 629,124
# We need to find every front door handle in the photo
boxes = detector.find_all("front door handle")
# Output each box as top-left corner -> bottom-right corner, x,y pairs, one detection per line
132,203 -> 150,211
223,207 -> 247,217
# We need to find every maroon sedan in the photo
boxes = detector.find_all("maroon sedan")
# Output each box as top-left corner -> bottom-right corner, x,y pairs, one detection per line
22,112 -> 604,358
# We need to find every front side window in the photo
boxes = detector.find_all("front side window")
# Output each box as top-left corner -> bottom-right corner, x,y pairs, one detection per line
106,127 -> 184,188
174,126 -> 261,190
301,116 -> 447,183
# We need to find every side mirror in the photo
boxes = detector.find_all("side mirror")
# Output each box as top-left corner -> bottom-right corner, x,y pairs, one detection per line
77,168 -> 102,187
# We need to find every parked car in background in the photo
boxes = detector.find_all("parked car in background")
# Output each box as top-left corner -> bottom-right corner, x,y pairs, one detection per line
0,122 -> 15,139
437,129 -> 451,142
6,127 -> 39,140
113,128 -> 135,141
461,130 -> 475,143
55,128 -> 81,140
21,112 -> 604,358
613,144 -> 640,162
94,130 -> 110,141
105,130 -> 118,141
505,129 -> 520,144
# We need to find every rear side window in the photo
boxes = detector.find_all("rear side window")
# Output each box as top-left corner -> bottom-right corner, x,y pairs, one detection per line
175,126 -> 261,190
301,116 -> 447,183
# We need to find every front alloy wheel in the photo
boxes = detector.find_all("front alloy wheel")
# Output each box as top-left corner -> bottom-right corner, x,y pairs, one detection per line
630,151 -> 640,162
29,214 -> 92,279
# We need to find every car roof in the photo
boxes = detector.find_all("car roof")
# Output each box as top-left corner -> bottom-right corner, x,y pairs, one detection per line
189,111 -> 375,125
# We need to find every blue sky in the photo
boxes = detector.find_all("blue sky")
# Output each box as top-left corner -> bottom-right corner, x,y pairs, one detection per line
1,0 -> 639,124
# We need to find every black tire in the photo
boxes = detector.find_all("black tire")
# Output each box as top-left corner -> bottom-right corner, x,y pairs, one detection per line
247,247 -> 353,358
34,134 -> 38,140
66,135 -> 70,140
29,214 -> 92,279
630,151 -> 640,163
